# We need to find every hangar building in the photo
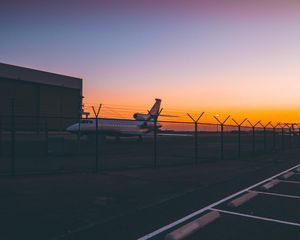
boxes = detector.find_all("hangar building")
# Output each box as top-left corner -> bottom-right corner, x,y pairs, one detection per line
0,63 -> 83,130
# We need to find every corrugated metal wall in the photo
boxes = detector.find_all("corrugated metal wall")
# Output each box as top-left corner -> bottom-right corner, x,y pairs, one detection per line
0,77 -> 81,130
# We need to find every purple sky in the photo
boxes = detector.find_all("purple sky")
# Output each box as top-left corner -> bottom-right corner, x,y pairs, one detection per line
1,0 -> 300,122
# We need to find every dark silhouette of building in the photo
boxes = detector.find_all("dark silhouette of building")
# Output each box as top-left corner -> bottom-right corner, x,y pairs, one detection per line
0,62 -> 82,130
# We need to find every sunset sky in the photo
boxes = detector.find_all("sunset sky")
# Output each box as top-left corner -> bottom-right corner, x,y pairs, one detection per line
1,0 -> 300,124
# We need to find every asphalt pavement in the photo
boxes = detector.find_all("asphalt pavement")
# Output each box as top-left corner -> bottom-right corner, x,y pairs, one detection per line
142,164 -> 300,240
62,156 -> 300,240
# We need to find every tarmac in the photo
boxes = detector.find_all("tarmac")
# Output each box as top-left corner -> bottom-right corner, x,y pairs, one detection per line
145,164 -> 300,240
1,148 -> 300,239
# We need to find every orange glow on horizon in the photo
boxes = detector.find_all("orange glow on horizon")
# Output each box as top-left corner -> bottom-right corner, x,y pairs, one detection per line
83,96 -> 300,127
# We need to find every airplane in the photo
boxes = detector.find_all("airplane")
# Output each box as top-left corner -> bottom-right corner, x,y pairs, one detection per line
66,99 -> 162,141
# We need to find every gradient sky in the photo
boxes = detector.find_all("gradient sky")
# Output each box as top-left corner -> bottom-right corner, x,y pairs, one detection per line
1,0 -> 300,124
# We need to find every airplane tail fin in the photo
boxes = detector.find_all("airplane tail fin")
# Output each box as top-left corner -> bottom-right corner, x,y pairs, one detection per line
133,99 -> 162,121
149,98 -> 161,116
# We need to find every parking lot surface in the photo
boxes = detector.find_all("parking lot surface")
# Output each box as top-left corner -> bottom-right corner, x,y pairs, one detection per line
140,164 -> 300,240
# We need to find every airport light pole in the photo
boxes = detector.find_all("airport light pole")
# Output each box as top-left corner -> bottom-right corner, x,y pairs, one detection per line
92,104 -> 102,172
247,120 -> 261,154
232,118 -> 247,159
214,115 -> 230,161
187,112 -> 205,164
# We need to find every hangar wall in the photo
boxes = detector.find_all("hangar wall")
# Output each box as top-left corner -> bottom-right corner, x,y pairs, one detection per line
0,63 -> 83,130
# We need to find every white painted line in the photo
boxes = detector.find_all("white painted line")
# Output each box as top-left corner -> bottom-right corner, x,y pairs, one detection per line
228,192 -> 258,208
260,179 -> 280,190
164,211 -> 220,240
281,172 -> 295,179
279,180 -> 300,185
210,208 -> 300,227
137,163 -> 300,240
250,190 -> 300,200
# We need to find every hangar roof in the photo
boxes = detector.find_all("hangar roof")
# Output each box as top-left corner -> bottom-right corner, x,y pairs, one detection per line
0,62 -> 82,90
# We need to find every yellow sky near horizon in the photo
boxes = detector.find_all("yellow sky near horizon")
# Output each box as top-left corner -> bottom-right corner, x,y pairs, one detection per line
83,100 -> 300,126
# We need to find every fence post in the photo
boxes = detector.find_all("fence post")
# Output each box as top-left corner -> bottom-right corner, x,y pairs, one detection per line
154,117 -> 158,168
273,127 -> 276,150
298,127 -> 300,148
271,123 -> 279,151
77,116 -> 81,154
296,124 -> 300,148
264,127 -> 266,152
238,125 -> 241,158
44,118 -> 48,155
95,117 -> 99,171
36,111 -> 40,135
287,124 -> 292,149
258,123 -> 266,153
92,104 -> 102,172
247,120 -> 261,155
0,115 -> 2,157
187,112 -> 205,164
232,118 -> 247,159
259,122 -> 271,153
279,124 -> 285,150
195,122 -> 198,163
11,98 -> 16,176
214,115 -> 230,161
149,108 -> 163,168
221,124 -> 224,160
252,126 -> 255,153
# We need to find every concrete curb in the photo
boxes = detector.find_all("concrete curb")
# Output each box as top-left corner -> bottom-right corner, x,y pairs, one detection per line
281,172 -> 295,179
165,211 -> 220,240
228,191 -> 258,208
261,179 -> 280,190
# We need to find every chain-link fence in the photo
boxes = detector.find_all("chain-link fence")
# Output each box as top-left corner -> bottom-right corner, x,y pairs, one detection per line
1,113 -> 300,176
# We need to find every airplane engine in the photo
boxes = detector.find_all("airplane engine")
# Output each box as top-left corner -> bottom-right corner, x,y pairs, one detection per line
133,113 -> 149,121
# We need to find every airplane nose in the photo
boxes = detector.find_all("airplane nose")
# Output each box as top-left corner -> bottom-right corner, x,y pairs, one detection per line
66,124 -> 76,132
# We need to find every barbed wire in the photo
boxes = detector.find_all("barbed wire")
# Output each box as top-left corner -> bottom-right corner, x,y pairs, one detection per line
82,102 -> 299,128
2,98 -> 299,128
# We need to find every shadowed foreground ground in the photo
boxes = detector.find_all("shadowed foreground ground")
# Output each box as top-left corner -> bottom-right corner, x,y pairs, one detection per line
0,149 -> 300,239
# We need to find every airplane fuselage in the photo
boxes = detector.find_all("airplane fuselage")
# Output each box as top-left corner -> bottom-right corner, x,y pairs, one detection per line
66,118 -> 160,136
66,99 -> 162,138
